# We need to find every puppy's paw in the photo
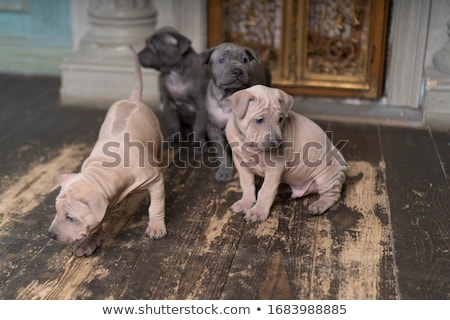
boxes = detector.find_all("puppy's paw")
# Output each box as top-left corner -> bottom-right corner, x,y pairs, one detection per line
307,198 -> 334,215
146,221 -> 167,239
244,206 -> 270,223
231,198 -> 254,213
72,236 -> 101,257
215,166 -> 233,182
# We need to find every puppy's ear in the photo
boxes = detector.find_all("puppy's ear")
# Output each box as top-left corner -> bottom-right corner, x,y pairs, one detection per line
174,33 -> 192,54
85,194 -> 109,223
228,90 -> 255,119
244,47 -> 261,63
162,33 -> 191,54
51,173 -> 77,192
199,48 -> 214,64
276,89 -> 294,116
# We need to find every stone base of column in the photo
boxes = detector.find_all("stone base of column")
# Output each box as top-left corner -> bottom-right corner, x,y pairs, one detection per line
423,67 -> 450,132
60,48 -> 160,109
60,0 -> 160,109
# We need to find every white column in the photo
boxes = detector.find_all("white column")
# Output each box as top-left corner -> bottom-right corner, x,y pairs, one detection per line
385,0 -> 430,108
423,1 -> 450,131
433,19 -> 450,74
60,0 -> 160,108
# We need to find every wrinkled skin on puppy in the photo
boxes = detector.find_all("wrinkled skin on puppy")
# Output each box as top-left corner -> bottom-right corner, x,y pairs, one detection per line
226,85 -> 348,222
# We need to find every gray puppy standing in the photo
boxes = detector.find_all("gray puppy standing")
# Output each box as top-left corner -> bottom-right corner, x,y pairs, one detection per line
200,43 -> 271,181
48,48 -> 166,257
139,26 -> 209,145
225,85 -> 348,222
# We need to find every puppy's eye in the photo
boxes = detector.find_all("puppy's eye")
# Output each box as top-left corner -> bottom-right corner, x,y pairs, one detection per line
218,57 -> 225,63
242,57 -> 249,63
255,118 -> 264,125
66,215 -> 76,223
278,116 -> 284,124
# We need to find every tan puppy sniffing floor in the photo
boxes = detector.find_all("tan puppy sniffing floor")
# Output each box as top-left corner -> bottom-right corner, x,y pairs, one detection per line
48,48 -> 166,256
225,85 -> 349,222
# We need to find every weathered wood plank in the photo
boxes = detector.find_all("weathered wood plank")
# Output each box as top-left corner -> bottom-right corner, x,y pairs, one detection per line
430,129 -> 450,179
330,122 -> 399,299
328,122 -> 382,165
313,160 -> 397,299
380,126 -> 450,299
0,106 -> 105,194
221,192 -> 313,299
91,165 -> 244,300
0,76 -> 59,137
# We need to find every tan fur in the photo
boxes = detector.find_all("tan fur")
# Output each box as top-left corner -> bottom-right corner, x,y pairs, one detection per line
225,85 -> 348,222
48,48 -> 166,256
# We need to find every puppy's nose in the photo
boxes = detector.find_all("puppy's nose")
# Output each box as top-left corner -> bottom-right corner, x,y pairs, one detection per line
269,140 -> 282,148
266,140 -> 281,149
48,231 -> 57,240
232,68 -> 243,76
260,139 -> 282,150
262,133 -> 282,149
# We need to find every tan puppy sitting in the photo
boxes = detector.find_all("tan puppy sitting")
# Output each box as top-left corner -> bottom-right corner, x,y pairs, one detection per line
225,85 -> 348,222
48,48 -> 166,256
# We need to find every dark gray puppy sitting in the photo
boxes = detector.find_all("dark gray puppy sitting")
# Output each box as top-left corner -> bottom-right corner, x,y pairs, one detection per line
200,43 -> 271,182
139,26 -> 209,146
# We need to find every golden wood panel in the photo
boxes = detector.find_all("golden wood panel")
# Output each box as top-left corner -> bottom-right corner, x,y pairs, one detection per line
207,0 -> 389,99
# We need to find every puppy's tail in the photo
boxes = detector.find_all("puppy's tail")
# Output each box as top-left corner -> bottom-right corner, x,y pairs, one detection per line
129,46 -> 143,102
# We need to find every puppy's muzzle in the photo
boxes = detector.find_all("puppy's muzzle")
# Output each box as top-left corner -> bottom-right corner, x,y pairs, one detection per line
223,64 -> 248,85
137,49 -> 155,69
260,134 -> 282,150
48,230 -> 58,241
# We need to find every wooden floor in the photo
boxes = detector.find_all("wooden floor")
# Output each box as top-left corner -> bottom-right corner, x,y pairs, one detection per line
0,74 -> 448,300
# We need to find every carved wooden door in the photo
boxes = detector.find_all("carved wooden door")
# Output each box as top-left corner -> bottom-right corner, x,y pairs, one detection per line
208,0 -> 389,99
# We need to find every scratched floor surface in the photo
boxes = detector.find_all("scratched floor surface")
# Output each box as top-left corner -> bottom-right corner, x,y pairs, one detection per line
0,74 -> 448,299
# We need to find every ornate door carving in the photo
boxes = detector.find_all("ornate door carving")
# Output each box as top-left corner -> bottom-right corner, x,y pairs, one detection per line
208,0 -> 389,99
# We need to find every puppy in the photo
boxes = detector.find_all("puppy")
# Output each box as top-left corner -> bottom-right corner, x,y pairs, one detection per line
200,42 -> 271,181
48,48 -> 166,256
138,26 -> 209,146
225,85 -> 348,222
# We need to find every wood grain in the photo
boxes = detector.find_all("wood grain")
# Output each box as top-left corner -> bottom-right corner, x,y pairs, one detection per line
380,126 -> 450,299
